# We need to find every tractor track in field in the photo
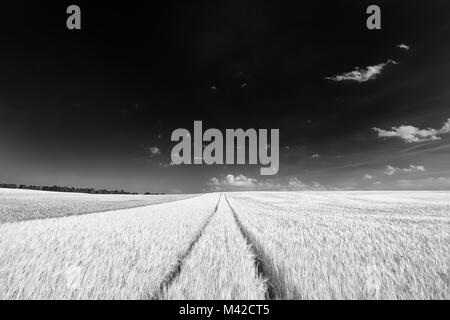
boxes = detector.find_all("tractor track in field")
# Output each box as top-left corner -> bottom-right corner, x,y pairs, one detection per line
225,195 -> 286,300
153,193 -> 284,300
152,194 -> 222,299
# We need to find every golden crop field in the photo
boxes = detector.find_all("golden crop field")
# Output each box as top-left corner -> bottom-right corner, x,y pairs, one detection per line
0,189 -> 448,300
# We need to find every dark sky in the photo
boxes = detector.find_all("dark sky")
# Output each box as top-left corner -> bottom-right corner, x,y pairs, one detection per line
1,1 -> 449,193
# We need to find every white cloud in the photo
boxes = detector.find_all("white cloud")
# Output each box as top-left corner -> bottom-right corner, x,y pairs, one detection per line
384,165 -> 425,176
384,165 -> 396,176
373,118 -> 450,143
311,181 -> 326,190
410,165 -> 425,172
209,177 -> 220,185
311,154 -> 320,159
149,146 -> 162,157
208,174 -> 257,190
226,174 -> 256,187
374,126 -> 438,143
325,60 -> 397,83
287,177 -> 310,190
364,174 -> 373,180
441,119 -> 450,134
396,43 -> 410,50
207,175 -> 328,191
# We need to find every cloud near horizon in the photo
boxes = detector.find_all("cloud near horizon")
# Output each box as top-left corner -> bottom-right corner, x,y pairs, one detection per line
208,174 -> 257,190
207,174 -> 327,191
373,118 -> 450,143
325,60 -> 397,83
384,165 -> 425,176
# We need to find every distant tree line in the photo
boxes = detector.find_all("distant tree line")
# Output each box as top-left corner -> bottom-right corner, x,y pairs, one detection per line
0,183 -> 164,195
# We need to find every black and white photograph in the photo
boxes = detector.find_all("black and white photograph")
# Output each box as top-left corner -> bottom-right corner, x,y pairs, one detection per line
0,1 -> 449,306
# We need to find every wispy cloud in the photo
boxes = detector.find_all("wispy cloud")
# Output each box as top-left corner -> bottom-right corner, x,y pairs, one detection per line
311,154 -> 320,159
148,146 -> 162,157
158,161 -> 174,168
384,165 -> 425,176
364,174 -> 373,180
396,43 -> 410,51
373,118 -> 450,143
325,60 -> 397,83
287,178 -> 327,191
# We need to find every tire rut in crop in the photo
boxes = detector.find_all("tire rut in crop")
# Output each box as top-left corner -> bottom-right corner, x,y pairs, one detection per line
151,194 -> 222,299
224,195 -> 286,300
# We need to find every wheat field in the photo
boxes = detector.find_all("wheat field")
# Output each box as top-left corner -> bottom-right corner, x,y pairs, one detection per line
0,189 -> 448,300
0,188 -> 194,223
227,192 -> 449,299
0,192 -> 218,299
162,195 -> 268,299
